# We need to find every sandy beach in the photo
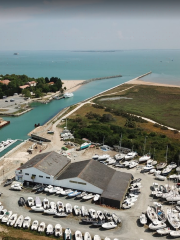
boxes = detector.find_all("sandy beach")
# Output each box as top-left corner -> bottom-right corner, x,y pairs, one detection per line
127,78 -> 180,88
62,80 -> 85,93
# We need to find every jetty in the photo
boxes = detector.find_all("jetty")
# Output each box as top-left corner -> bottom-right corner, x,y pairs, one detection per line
136,71 -> 152,79
0,118 -> 10,129
82,75 -> 122,85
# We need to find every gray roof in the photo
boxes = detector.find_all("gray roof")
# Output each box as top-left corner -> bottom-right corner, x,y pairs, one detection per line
101,171 -> 132,201
18,151 -> 71,176
57,160 -> 115,190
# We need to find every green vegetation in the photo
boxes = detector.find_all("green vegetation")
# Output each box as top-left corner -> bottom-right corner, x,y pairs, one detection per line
0,74 -> 64,98
67,103 -> 179,163
94,85 -> 180,130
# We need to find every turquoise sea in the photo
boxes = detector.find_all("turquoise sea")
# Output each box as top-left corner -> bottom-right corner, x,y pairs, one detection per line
0,50 -> 180,156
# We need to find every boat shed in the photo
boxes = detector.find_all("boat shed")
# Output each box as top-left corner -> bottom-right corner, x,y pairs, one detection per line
15,151 -> 132,209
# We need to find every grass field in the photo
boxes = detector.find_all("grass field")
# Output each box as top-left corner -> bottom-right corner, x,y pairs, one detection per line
94,84 -> 180,130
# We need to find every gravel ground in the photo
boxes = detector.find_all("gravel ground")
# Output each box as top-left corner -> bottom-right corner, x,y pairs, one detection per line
0,165 -> 173,240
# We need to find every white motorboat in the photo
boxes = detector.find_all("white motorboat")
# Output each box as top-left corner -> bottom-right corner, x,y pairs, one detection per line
92,154 -> 99,160
44,208 -> 56,215
14,215 -> 24,228
84,232 -> 92,240
0,209 -> 7,220
7,213 -> 18,226
89,208 -> 97,219
125,151 -> 137,160
55,187 -> 63,195
74,205 -> 81,216
139,154 -> 151,163
152,160 -> 157,165
156,162 -> 167,170
68,190 -> 81,197
161,165 -> 172,175
155,175 -> 166,181
143,163 -> 154,171
49,186 -> 60,194
98,154 -> 110,161
167,208 -> 180,229
57,201 -> 64,212
124,197 -> 137,203
123,161 -> 131,167
2,211 -> 12,223
94,235 -> 101,240
93,194 -> 100,202
106,158 -> 116,165
66,203 -> 72,214
60,189 -> 73,196
102,222 -> 117,229
64,92 -> 74,98
166,195 -> 180,202
156,227 -> 171,235
114,153 -> 125,161
149,169 -> 156,174
50,201 -> 56,209
131,182 -> 141,188
122,202 -> 134,209
31,220 -> 39,230
112,213 -> 121,224
42,198 -> 49,209
139,212 -> 147,225
23,216 -> 31,228
129,161 -> 138,169
38,222 -> 46,233
75,230 -> 83,240
169,162 -> 177,169
146,206 -> 158,223
27,197 -> 34,207
82,193 -> 94,200
79,192 -> 87,198
44,185 -> 53,192
55,224 -> 62,237
97,211 -> 105,220
10,184 -> 22,191
46,224 -> 54,235
149,221 -> 166,230
65,228 -> 72,240
31,205 -> 44,212
176,166 -> 180,172
170,230 -> 180,237
153,182 -> 159,191
81,206 -> 89,216
55,212 -> 68,217
155,191 -> 163,198
104,211 -> 113,221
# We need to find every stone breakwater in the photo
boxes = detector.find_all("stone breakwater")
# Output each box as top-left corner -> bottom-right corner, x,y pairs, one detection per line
82,75 -> 122,84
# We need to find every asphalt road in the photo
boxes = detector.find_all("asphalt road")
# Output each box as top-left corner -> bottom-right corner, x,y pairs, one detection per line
0,167 -> 172,240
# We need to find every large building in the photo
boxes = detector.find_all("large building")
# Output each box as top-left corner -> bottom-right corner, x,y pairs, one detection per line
15,151 -> 132,208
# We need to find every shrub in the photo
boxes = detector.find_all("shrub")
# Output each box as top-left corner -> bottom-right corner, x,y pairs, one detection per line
161,126 -> 168,130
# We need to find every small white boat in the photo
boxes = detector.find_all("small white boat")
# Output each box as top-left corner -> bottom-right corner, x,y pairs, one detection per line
156,227 -> 171,235
156,162 -> 167,170
152,160 -> 157,165
89,208 -> 97,219
143,163 -> 155,171
124,197 -> 137,203
31,205 -> 44,212
64,92 -> 74,98
125,151 -> 137,160
11,184 -> 22,191
81,206 -> 89,216
83,193 -> 94,200
93,194 -> 100,202
38,222 -> 46,233
50,201 -> 56,209
146,206 -> 158,223
55,187 -> 63,195
66,203 -> 72,214
129,161 -> 138,169
149,168 -> 156,174
122,202 -> 134,209
102,222 -> 117,229
112,213 -> 121,224
31,220 -> 39,230
167,208 -> 180,229
68,190 -> 81,197
155,175 -> 166,181
94,235 -> 101,240
114,153 -> 125,161
97,154 -> 110,161
139,154 -> 151,163
55,212 -> 68,217
169,162 -> 177,169
49,186 -> 60,194
57,201 -> 64,212
55,224 -> 62,237
23,216 -> 31,228
166,195 -> 180,202
44,185 -> 53,192
60,189 -> 73,196
161,165 -> 172,175
7,213 -> 18,226
97,211 -> 105,220
42,198 -> 49,209
46,224 -> 54,235
106,158 -> 116,165
65,228 -> 72,240
170,230 -> 180,237
79,192 -> 87,198
75,230 -> 83,240
84,232 -> 92,240
0,209 -> 7,220
92,154 -> 99,160
139,212 -> 147,225
27,197 -> 34,207
74,205 -> 81,216
149,221 -> 166,230
2,211 -> 12,223
14,215 -> 23,228
44,208 -> 56,215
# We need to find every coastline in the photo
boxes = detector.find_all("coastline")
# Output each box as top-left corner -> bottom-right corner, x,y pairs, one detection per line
62,80 -> 85,93
127,78 -> 180,88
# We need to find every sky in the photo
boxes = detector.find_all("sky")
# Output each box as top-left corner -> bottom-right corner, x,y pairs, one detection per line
0,0 -> 180,50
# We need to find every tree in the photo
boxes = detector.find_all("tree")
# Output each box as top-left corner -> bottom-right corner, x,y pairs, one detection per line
22,89 -> 31,98
35,89 -> 43,98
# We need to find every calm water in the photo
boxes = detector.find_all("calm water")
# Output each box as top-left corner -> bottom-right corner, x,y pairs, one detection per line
0,50 -> 180,156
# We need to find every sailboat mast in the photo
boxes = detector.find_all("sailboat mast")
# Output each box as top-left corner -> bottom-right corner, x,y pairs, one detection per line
165,145 -> 168,163
143,136 -> 147,156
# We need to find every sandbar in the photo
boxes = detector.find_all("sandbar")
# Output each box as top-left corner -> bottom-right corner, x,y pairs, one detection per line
62,80 -> 85,93
127,78 -> 180,88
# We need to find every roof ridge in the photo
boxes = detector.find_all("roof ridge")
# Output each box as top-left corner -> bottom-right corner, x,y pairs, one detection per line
78,160 -> 91,178
34,152 -> 51,168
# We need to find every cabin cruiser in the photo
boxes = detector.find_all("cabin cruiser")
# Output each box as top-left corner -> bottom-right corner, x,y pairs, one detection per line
55,224 -> 62,237
97,211 -> 105,220
65,228 -> 72,240
0,209 -> 7,220
11,183 -> 22,191
149,221 -> 166,230
42,198 -> 49,209
102,222 -> 117,229
81,206 -> 89,216
23,216 -> 31,228
156,227 -> 171,235
83,193 -> 94,200
167,208 -> 180,229
146,206 -> 158,224
84,232 -> 92,240
122,201 -> 134,209
7,213 -> 18,226
66,203 -> 72,214
92,154 -> 99,160
94,235 -> 101,240
27,197 -> 34,207
74,205 -> 81,216
14,215 -> 24,228
89,209 -> 98,219
64,92 -> 74,98
60,189 -> 73,196
49,186 -> 60,194
75,230 -> 83,240
104,211 -> 113,221
161,165 -> 172,176
139,212 -> 147,225
46,224 -> 54,235
139,154 -> 151,163
31,220 -> 39,230
143,163 -> 155,171
129,161 -> 138,169
93,194 -> 100,202
56,201 -> 64,212
44,185 -> 53,192
38,222 -> 46,233
125,151 -> 137,160
155,174 -> 166,181
114,153 -> 125,161
112,213 -> 121,224
97,154 -> 110,161
68,190 -> 81,197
